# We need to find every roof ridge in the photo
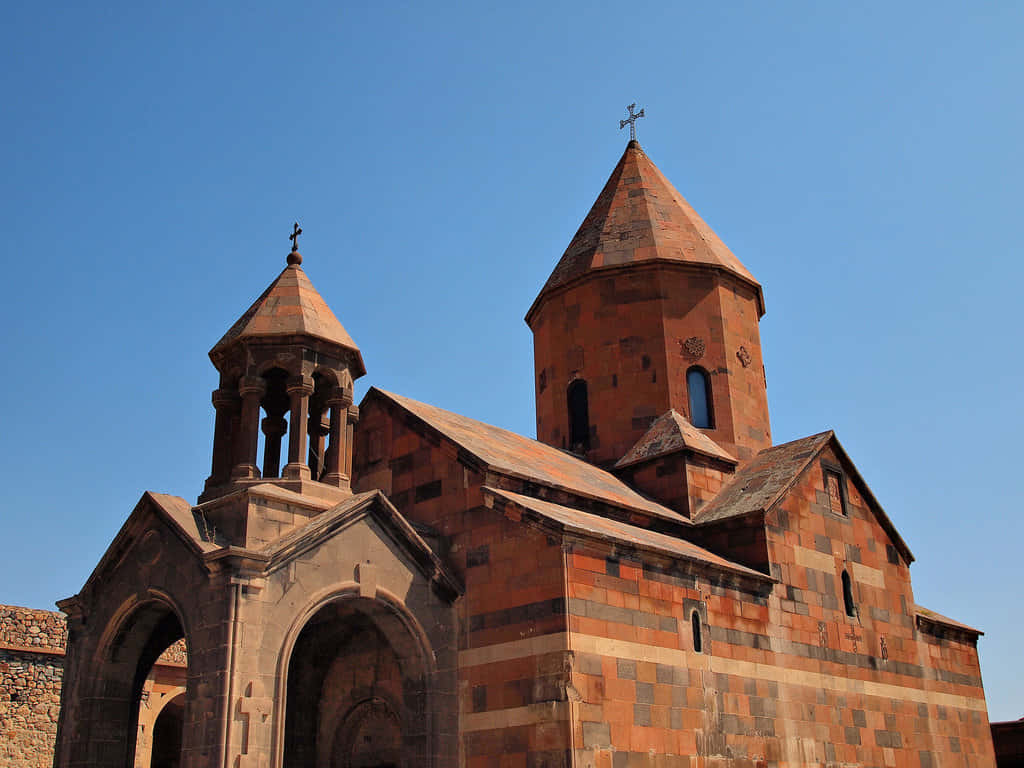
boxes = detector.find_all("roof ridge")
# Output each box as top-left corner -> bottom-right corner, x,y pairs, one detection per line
367,387 -> 690,525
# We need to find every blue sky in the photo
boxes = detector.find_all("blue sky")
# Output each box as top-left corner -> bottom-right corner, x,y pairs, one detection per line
1,2 -> 1021,720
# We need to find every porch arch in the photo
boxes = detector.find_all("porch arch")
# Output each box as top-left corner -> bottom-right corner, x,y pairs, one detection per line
275,586 -> 436,768
85,591 -> 192,768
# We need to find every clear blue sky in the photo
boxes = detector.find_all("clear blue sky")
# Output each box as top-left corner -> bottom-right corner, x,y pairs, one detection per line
1,2 -> 1020,720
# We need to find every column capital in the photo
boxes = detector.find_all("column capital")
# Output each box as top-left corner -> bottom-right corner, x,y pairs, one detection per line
286,375 -> 314,396
261,415 -> 288,438
212,388 -> 240,409
327,387 -> 354,409
239,377 -> 266,397
347,404 -> 360,423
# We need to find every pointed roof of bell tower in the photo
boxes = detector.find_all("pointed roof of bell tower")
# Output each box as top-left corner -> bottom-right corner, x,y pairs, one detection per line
527,140 -> 764,322
210,241 -> 365,376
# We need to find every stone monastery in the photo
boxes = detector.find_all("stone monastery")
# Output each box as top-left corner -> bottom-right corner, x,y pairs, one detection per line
40,137 -> 996,767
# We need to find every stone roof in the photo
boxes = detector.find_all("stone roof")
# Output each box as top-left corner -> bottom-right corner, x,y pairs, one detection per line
527,140 -> 764,322
369,388 -> 689,526
914,604 -> 982,636
694,431 -> 915,564
210,261 -> 365,375
263,490 -> 463,602
484,488 -> 769,581
693,432 -> 833,524
615,409 -> 736,469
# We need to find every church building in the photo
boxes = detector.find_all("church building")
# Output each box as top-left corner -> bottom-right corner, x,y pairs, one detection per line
51,133 -> 996,768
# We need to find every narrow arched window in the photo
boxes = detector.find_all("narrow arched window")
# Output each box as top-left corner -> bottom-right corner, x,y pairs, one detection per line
687,367 -> 714,429
841,570 -> 857,618
567,379 -> 590,453
691,610 -> 703,653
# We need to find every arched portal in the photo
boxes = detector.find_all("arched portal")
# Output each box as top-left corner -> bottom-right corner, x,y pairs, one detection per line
86,597 -> 189,768
283,595 -> 433,768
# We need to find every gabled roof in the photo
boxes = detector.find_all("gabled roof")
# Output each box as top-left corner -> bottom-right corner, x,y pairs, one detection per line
694,432 -> 832,524
527,141 -> 764,322
367,388 -> 689,526
210,261 -> 365,375
615,409 -> 736,469
71,491 -> 221,603
693,431 -> 914,564
484,487 -> 770,582
262,489 -> 462,602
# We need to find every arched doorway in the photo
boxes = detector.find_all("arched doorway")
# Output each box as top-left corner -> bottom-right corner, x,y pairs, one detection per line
331,698 -> 402,768
90,598 -> 189,768
149,692 -> 185,768
283,595 -> 433,768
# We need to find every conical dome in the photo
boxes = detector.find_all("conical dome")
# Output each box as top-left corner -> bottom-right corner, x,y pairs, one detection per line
528,141 -> 763,322
210,259 -> 365,376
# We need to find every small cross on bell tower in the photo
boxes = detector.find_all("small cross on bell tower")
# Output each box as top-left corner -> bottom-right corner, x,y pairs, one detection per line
619,103 -> 645,142
287,222 -> 303,265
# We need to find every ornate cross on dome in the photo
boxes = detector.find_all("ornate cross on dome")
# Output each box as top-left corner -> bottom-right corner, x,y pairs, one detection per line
619,103 -> 645,142
289,222 -> 302,252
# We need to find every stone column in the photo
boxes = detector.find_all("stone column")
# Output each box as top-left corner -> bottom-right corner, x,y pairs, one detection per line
307,410 -> 329,479
283,375 -> 314,480
322,387 -> 354,488
206,387 -> 240,490
232,377 -> 265,479
261,414 -> 288,479
345,404 -> 360,479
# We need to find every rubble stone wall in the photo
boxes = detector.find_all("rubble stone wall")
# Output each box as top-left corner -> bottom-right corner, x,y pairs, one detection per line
1,604 -> 189,768
1,605 -> 67,768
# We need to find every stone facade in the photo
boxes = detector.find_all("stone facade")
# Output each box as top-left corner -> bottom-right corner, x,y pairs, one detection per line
40,138 -> 998,768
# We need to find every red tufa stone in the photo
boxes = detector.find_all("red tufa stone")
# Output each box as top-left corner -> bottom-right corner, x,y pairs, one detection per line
527,141 -> 772,466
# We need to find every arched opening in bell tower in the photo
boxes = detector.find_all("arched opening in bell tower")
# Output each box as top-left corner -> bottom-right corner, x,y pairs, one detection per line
307,372 -> 332,480
259,367 -> 291,479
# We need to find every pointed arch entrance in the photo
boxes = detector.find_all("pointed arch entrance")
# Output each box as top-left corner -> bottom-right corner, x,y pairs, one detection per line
282,592 -> 434,768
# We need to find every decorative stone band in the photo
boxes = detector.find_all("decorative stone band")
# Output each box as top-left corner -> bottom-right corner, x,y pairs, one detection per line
457,632 -> 989,725
462,701 -> 570,732
569,633 -> 989,713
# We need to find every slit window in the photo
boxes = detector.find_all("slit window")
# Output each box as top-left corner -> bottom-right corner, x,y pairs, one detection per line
841,570 -> 857,617
691,610 -> 703,653
686,367 -> 713,429
567,379 -> 590,453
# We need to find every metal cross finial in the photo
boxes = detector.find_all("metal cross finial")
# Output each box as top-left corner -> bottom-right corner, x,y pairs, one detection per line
619,103 -> 645,142
289,222 -> 302,252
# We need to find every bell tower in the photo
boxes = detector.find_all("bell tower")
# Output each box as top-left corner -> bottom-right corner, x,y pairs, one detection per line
526,139 -> 771,465
200,228 -> 365,503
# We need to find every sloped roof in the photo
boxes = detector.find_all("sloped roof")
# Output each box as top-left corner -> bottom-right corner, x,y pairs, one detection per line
615,409 -> 736,469
484,487 -> 769,581
369,388 -> 689,525
148,492 -> 224,552
694,431 -> 914,564
528,140 -> 763,322
914,604 -> 982,635
694,432 -> 833,524
262,489 -> 463,601
211,261 -> 365,375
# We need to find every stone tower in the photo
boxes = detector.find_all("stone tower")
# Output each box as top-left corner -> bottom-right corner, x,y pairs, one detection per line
526,140 -> 771,465
200,244 -> 365,506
